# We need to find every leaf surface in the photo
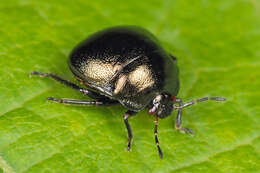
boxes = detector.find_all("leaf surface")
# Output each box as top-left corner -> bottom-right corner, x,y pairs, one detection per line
0,0 -> 259,172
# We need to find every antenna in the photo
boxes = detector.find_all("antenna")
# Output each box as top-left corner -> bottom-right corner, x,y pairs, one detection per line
174,97 -> 226,110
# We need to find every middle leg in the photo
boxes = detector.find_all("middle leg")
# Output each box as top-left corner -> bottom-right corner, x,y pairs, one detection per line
123,110 -> 137,151
47,97 -> 119,106
30,71 -> 103,99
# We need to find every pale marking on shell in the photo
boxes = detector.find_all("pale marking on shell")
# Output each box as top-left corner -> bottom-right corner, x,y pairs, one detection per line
114,75 -> 127,94
128,65 -> 155,91
83,60 -> 114,85
113,63 -> 123,73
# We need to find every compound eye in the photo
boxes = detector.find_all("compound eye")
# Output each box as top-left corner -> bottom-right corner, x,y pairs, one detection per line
171,96 -> 176,103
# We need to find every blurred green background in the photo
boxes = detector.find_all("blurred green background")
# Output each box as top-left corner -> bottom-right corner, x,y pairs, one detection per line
0,0 -> 259,172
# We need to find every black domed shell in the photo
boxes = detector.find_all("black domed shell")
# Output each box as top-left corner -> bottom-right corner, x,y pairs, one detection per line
69,26 -> 179,111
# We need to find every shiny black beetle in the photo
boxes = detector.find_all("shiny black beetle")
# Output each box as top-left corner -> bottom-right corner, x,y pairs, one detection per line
31,26 -> 225,159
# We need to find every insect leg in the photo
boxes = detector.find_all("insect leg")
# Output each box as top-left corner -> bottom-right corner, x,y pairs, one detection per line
123,110 -> 137,151
174,98 -> 194,135
47,97 -> 119,106
154,116 -> 163,159
30,71 -> 101,99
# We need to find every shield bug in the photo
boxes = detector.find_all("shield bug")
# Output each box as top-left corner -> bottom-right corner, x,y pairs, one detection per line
31,26 -> 225,159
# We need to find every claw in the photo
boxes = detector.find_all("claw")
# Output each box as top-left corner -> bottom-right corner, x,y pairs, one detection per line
30,71 -> 47,77
179,128 -> 194,136
127,138 -> 132,151
127,145 -> 131,151
175,124 -> 194,136
46,97 -> 62,103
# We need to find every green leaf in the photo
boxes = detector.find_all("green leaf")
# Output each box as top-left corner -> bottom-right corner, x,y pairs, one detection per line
0,0 -> 260,172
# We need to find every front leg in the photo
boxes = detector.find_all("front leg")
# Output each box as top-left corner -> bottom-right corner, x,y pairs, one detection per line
154,116 -> 163,159
123,110 -> 137,151
175,98 -> 194,136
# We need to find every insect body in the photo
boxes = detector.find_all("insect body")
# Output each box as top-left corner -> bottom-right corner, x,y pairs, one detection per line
31,26 -> 225,159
